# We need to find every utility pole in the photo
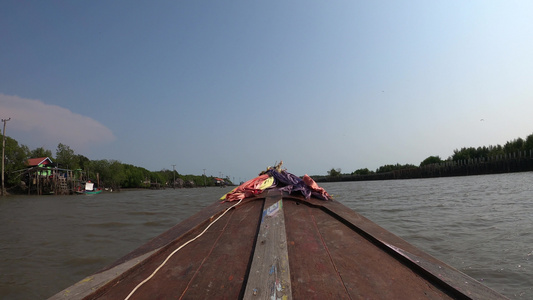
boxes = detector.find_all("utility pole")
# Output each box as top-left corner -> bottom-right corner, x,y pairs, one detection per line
203,169 -> 206,187
1,118 -> 11,196
171,164 -> 176,189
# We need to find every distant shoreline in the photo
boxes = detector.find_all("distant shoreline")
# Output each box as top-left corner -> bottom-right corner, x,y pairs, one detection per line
314,157 -> 533,182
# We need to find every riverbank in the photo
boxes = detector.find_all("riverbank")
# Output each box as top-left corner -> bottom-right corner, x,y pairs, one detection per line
315,156 -> 533,182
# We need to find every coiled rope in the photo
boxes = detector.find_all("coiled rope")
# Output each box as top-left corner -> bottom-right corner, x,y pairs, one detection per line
124,198 -> 243,300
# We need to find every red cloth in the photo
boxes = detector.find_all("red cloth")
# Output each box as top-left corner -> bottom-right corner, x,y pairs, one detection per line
303,174 -> 331,200
223,174 -> 270,202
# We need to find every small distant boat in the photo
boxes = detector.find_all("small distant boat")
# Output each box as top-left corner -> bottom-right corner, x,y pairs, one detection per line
52,165 -> 507,299
75,181 -> 102,195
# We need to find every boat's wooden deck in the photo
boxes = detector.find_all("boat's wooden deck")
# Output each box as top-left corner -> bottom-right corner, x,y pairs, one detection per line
51,189 -> 507,299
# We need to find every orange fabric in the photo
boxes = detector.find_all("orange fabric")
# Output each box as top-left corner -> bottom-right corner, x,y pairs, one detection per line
303,174 -> 331,200
222,174 -> 270,202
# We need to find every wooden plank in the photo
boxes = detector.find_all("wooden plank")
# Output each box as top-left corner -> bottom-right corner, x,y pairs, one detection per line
178,199 -> 263,299
283,200 -> 351,299
92,200 -> 263,299
307,205 -> 453,299
88,206 -> 242,299
50,200 -> 236,299
244,189 -> 292,299
294,195 -> 508,299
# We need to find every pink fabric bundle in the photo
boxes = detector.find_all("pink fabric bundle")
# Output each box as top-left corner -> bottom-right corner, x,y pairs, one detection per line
222,169 -> 332,202
222,174 -> 271,202
303,174 -> 331,200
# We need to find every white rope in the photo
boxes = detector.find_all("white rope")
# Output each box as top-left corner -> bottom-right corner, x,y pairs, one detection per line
124,198 -> 243,300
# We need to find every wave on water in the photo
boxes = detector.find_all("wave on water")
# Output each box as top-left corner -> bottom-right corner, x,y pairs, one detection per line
65,256 -> 108,267
127,211 -> 158,216
143,221 -> 167,227
87,222 -> 131,228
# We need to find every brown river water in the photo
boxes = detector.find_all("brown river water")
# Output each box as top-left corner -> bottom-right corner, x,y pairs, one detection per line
1,172 -> 532,299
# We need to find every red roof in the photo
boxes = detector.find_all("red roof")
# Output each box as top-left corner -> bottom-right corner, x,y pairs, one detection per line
26,157 -> 53,166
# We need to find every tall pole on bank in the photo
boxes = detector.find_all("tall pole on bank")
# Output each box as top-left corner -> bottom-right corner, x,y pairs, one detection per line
171,164 -> 176,189
1,118 -> 11,196
203,169 -> 206,187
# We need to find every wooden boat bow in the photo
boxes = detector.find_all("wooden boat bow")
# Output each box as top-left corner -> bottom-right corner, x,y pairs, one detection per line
50,188 -> 508,299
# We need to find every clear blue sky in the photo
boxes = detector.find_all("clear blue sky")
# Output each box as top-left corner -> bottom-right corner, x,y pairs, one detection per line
1,1 -> 532,181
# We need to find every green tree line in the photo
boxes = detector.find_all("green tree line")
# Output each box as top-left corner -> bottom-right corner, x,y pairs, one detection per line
0,136 -> 230,189
328,132 -> 533,178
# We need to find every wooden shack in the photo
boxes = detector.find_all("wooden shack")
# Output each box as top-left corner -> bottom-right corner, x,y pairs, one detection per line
21,157 -> 78,195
